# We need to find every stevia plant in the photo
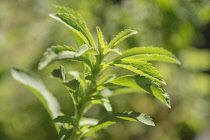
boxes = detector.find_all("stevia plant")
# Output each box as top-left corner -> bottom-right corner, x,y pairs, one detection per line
11,5 -> 180,140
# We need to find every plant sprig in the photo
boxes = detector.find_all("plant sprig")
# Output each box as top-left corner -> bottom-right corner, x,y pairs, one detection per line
11,5 -> 180,140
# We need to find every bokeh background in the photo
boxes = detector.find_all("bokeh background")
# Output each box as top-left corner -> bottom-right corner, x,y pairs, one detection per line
0,0 -> 210,140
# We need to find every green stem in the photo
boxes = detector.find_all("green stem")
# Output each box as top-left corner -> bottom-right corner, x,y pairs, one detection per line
70,48 -> 104,140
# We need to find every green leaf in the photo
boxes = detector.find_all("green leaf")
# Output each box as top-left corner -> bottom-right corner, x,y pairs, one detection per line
58,126 -> 72,140
53,115 -> 79,130
107,29 -> 138,49
89,94 -> 112,112
104,48 -> 122,55
114,46 -> 180,64
97,74 -> 116,86
50,65 -> 66,82
96,26 -> 106,50
84,112 -> 154,137
114,59 -> 165,84
50,6 -> 95,47
108,75 -> 171,108
38,44 -> 90,70
64,79 -> 80,92
10,68 -> 61,131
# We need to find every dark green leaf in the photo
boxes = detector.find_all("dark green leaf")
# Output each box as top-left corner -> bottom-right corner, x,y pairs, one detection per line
50,65 -> 66,82
114,59 -> 165,84
64,79 -> 80,92
53,115 -> 79,130
58,126 -> 72,140
108,29 -> 138,49
84,112 -> 154,137
114,46 -> 180,64
108,75 -> 171,108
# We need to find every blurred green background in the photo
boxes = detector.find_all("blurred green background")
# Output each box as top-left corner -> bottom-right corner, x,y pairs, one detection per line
0,0 -> 210,140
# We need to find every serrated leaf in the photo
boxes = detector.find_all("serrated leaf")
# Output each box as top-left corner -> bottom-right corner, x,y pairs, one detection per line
50,7 -> 95,47
96,26 -> 106,50
89,94 -> 112,112
53,115 -> 79,130
10,68 -> 61,131
114,47 -> 180,64
58,126 -> 72,140
38,44 -> 90,70
108,75 -> 171,108
114,59 -> 165,84
50,65 -> 66,82
83,112 -> 154,137
97,74 -> 116,86
108,29 -> 138,49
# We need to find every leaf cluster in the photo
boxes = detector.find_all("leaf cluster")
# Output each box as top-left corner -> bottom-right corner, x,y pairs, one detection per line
11,5 -> 180,140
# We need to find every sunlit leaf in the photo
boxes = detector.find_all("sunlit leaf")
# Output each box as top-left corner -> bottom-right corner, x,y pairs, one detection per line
114,59 -> 165,84
83,112 -> 154,137
96,26 -> 106,50
108,75 -> 171,108
50,6 -> 95,47
114,46 -> 180,64
38,44 -> 90,70
108,29 -> 138,49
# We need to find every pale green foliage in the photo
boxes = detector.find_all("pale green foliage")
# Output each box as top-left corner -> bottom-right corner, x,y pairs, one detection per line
11,5 -> 180,140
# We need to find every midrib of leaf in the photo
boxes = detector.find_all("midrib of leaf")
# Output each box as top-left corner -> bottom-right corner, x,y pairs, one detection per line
108,75 -> 171,108
114,47 -> 180,64
50,14 -> 89,45
114,59 -> 165,84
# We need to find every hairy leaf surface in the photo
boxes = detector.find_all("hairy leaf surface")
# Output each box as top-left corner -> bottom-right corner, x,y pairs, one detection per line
38,45 -> 90,70
114,59 -> 165,84
114,47 -> 180,64
50,7 -> 95,47
108,75 -> 171,107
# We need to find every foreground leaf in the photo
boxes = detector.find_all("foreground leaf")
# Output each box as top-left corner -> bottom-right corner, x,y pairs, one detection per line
114,59 -> 165,84
38,44 -> 90,70
84,112 -> 154,137
108,75 -> 171,108
114,46 -> 180,64
10,68 -> 61,131
108,29 -> 138,49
